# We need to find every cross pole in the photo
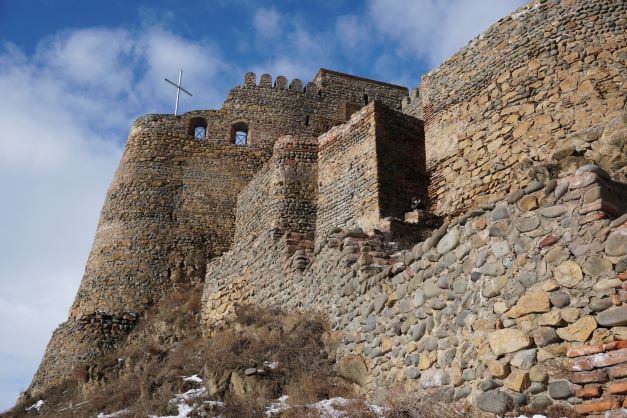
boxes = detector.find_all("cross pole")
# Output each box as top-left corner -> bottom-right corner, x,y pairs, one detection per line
164,69 -> 192,116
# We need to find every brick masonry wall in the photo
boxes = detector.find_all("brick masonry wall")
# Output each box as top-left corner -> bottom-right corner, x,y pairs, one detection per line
232,164 -> 275,246
568,341 -> 627,415
375,103 -> 426,219
421,0 -> 627,217
317,104 -> 380,241
316,101 -> 426,243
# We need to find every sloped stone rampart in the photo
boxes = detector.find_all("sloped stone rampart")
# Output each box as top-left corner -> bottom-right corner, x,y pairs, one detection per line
202,167 -> 627,414
420,0 -> 627,216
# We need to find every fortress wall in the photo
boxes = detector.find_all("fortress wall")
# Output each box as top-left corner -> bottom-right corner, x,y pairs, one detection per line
233,164 -> 275,247
218,83 -> 330,148
374,104 -> 427,219
316,103 -> 380,241
313,69 -> 409,112
421,0 -> 627,217
68,114 -> 270,317
203,166 -> 627,414
233,135 -> 318,248
28,114 -> 271,397
192,70 -> 409,150
27,70 -> 413,398
316,101 -> 428,243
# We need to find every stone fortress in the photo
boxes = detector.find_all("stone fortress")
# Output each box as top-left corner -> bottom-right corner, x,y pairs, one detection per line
27,0 -> 627,415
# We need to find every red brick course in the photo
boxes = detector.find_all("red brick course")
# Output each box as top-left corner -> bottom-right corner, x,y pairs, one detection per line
569,348 -> 627,371
571,369 -> 609,384
569,341 -> 627,415
607,381 -> 627,395
609,364 -> 627,379
575,398 -> 622,414
577,385 -> 603,399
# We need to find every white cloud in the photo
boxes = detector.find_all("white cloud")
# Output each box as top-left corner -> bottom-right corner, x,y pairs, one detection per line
253,8 -> 281,38
37,28 -> 134,95
368,0 -> 526,66
335,15 -> 368,49
0,24 -> 230,412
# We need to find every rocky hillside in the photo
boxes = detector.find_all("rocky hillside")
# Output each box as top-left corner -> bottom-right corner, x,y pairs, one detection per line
2,288 -> 490,418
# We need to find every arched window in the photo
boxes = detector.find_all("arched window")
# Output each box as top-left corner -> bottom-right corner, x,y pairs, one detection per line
194,126 -> 206,140
230,122 -> 248,146
188,117 -> 207,141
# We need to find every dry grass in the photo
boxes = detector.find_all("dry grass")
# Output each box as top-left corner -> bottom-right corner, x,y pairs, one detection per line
2,290 -> 351,418
375,389 -> 472,418
204,304 -> 352,405
509,404 -> 580,418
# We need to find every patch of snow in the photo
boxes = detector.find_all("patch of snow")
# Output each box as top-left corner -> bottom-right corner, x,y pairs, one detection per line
25,400 -> 44,412
314,397 -> 350,418
149,403 -> 193,418
265,395 -> 289,416
263,361 -> 278,370
149,387 -> 209,418
175,387 -> 207,402
97,409 -> 129,418
265,395 -> 386,418
510,415 -> 547,418
203,400 -> 225,407
368,403 -> 388,418
182,374 -> 203,384
57,400 -> 90,412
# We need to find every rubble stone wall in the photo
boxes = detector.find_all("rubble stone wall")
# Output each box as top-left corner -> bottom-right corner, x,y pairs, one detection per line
234,135 -> 318,247
203,166 -> 627,415
313,69 -> 409,115
421,0 -> 627,217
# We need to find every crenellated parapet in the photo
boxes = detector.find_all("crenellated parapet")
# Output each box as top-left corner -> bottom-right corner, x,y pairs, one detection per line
401,87 -> 422,119
242,71 -> 310,93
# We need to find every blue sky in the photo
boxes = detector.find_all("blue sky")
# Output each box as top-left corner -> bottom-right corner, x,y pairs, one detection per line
0,0 -> 527,411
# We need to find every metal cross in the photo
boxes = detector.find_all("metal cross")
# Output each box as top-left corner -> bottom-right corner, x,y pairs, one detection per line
164,69 -> 192,116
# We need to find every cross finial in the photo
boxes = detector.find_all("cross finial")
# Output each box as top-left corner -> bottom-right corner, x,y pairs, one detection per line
164,69 -> 193,116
